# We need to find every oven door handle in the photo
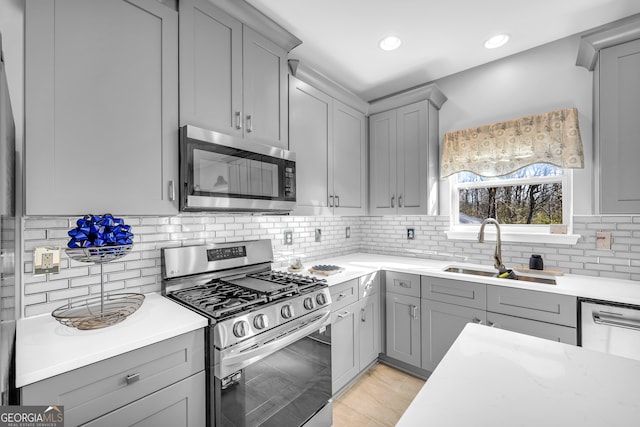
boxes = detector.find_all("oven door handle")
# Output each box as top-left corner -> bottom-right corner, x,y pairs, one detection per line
217,309 -> 331,378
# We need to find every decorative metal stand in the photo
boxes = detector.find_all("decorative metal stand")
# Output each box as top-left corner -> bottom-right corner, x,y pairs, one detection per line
52,245 -> 144,330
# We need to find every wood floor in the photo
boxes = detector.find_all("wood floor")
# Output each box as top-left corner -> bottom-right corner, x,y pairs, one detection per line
332,363 -> 426,426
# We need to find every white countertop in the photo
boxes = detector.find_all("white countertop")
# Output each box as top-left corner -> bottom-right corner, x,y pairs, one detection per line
16,292 -> 208,388
396,323 -> 640,427
300,253 -> 640,305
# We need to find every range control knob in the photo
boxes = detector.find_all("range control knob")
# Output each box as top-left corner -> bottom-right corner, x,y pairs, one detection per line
281,304 -> 294,319
303,297 -> 315,310
315,293 -> 328,306
233,320 -> 249,338
253,314 -> 268,330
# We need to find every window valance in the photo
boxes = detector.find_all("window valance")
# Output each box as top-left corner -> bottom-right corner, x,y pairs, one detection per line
441,108 -> 584,178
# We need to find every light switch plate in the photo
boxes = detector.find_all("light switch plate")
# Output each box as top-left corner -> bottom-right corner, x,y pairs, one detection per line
596,231 -> 612,250
407,228 -> 415,240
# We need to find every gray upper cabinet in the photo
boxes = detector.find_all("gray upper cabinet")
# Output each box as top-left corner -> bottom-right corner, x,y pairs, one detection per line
369,99 -> 440,215
599,38 -> 640,213
179,0 -> 242,136
25,0 -> 179,215
289,76 -> 366,216
180,0 -> 295,149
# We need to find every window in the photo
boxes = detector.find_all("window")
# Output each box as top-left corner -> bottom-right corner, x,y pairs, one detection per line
449,163 -> 573,239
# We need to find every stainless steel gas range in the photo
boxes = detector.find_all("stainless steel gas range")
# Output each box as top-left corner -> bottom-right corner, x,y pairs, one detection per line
162,240 -> 332,427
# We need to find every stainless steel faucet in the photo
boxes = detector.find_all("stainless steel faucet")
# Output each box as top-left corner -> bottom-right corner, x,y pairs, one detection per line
478,218 -> 505,271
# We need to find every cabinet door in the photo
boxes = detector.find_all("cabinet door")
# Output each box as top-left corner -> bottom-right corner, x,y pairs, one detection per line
81,371 -> 206,427
487,312 -> 577,345
243,26 -> 288,148
331,304 -> 359,394
599,38 -> 640,213
396,101 -> 429,215
179,0 -> 242,135
332,100 -> 366,215
421,299 -> 486,372
359,295 -> 381,368
369,109 -> 397,215
289,76 -> 332,215
25,0 -> 178,215
385,293 -> 421,367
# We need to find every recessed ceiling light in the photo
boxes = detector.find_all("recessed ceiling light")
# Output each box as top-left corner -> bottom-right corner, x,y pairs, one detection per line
379,35 -> 402,51
484,34 -> 509,49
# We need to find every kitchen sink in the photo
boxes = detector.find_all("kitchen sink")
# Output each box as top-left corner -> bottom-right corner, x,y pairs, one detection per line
443,266 -> 556,285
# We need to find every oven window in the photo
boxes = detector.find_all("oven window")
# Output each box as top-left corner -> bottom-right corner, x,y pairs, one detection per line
217,326 -> 331,427
193,148 -> 280,198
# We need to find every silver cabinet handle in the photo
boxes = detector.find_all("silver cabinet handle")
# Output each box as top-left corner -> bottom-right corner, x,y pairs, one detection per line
410,305 -> 418,320
126,373 -> 140,385
391,195 -> 395,208
361,308 -> 366,322
472,317 -> 483,325
399,195 -> 403,207
397,281 -> 411,288
364,283 -> 373,290
335,195 -> 340,207
593,312 -> 640,332
246,115 -> 253,133
168,180 -> 175,201
338,292 -> 346,299
337,311 -> 350,319
329,195 -> 334,207
235,111 -> 242,129
487,321 -> 495,327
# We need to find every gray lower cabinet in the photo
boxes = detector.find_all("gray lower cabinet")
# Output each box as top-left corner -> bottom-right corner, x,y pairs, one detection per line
330,273 -> 381,394
421,299 -> 486,372
486,312 -> 577,345
331,302 -> 360,394
359,294 -> 381,368
25,0 -> 179,215
385,292 -> 421,367
21,329 -> 205,427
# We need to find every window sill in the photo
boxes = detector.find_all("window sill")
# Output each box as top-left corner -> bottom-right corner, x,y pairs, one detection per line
445,230 -> 580,245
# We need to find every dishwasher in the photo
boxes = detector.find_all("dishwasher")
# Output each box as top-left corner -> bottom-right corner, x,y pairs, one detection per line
581,299 -> 640,360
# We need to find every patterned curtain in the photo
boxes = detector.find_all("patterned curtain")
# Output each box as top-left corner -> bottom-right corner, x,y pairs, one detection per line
441,108 -> 584,178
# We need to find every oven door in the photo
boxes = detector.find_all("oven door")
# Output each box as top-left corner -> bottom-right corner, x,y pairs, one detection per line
180,125 -> 296,212
214,310 -> 331,427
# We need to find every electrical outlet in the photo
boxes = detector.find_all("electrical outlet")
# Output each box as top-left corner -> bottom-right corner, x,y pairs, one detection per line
345,227 -> 351,239
596,231 -> 611,250
407,228 -> 415,240
34,246 -> 61,275
315,229 -> 322,242
284,231 -> 293,245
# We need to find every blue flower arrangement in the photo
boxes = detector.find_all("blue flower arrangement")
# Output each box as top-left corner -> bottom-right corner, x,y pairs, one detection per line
67,214 -> 134,248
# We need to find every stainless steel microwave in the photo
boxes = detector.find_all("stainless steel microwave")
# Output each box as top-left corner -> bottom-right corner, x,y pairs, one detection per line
179,125 -> 296,212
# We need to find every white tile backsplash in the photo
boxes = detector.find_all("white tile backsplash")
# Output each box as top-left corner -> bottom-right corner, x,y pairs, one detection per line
21,213 -> 640,317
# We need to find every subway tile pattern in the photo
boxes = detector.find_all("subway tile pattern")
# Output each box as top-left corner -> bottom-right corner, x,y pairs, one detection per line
21,214 -> 640,317
22,215 -> 362,317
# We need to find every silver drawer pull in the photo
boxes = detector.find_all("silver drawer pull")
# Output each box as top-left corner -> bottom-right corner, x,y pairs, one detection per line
472,317 -> 483,325
337,311 -> 350,318
364,283 -> 373,290
338,293 -> 346,299
487,321 -> 495,327
126,373 -> 140,385
397,281 -> 411,288
593,312 -> 640,332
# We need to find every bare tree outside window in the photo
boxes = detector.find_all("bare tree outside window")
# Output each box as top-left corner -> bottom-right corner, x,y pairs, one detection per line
456,164 -> 564,225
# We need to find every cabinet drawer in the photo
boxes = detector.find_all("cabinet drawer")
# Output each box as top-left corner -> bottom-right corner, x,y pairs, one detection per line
330,279 -> 359,312
487,286 -> 577,327
487,312 -> 577,345
421,277 -> 486,310
359,272 -> 380,298
386,271 -> 420,298
21,329 -> 205,427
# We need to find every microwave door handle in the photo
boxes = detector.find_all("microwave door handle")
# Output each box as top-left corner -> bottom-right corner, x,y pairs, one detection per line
593,312 -> 640,332
220,310 -> 330,374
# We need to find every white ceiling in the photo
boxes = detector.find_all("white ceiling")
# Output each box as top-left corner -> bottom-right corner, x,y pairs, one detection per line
246,0 -> 640,101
